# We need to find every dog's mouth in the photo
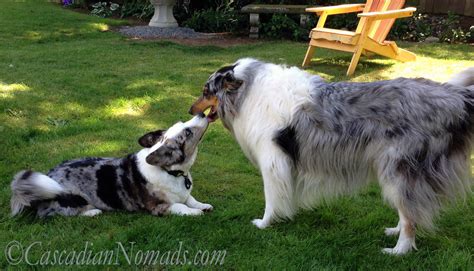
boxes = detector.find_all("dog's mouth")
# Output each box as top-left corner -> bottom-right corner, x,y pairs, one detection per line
189,95 -> 219,123
206,106 -> 219,123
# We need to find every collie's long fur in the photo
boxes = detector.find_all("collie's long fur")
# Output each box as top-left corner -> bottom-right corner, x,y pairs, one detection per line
190,58 -> 474,255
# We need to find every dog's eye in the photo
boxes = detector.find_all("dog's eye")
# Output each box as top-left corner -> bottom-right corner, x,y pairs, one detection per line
185,128 -> 193,137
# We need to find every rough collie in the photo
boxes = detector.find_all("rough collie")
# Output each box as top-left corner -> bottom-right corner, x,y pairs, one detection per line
189,59 -> 473,255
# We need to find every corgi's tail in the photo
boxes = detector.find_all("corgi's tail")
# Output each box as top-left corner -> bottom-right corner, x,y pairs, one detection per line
10,170 -> 64,216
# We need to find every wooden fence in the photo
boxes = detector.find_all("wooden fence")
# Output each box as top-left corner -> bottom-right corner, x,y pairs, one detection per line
413,0 -> 473,16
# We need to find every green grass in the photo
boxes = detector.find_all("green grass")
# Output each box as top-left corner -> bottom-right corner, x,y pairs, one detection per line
1,1 -> 473,270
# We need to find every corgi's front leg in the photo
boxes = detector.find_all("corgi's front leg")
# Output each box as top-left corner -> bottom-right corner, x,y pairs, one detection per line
185,195 -> 213,212
168,203 -> 203,216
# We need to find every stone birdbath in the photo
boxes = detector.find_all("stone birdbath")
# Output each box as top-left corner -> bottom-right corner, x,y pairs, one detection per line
149,0 -> 178,28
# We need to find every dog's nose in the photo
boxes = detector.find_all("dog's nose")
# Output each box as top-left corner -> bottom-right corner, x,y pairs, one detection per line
188,107 -> 194,115
197,112 -> 205,118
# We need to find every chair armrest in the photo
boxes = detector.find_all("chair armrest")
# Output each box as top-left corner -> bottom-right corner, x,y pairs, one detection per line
357,7 -> 417,20
306,4 -> 365,15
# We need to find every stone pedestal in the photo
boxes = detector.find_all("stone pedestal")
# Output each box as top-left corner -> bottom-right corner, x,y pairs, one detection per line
149,0 -> 178,28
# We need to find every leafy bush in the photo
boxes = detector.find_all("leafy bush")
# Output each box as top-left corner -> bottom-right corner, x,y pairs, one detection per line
390,11 -> 471,43
261,14 -> 307,40
90,1 -> 120,18
324,12 -> 359,30
469,26 -> 474,43
389,13 -> 432,41
438,12 -> 470,43
182,1 -> 246,33
260,12 -> 359,41
120,0 -> 154,20
183,9 -> 237,32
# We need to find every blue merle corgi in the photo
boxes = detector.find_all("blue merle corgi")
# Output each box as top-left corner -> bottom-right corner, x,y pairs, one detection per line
11,114 -> 213,217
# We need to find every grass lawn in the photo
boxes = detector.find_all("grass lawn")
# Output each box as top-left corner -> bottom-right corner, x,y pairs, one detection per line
1,1 -> 473,270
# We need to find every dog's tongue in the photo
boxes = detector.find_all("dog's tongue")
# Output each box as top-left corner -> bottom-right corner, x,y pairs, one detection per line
207,113 -> 218,123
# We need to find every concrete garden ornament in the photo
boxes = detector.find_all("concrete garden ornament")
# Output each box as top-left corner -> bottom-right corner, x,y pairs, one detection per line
149,0 -> 178,27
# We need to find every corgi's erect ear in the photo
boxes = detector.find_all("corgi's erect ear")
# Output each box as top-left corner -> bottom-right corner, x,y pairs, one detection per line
138,130 -> 165,148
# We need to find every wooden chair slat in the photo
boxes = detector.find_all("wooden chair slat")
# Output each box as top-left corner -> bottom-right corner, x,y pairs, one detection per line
370,0 -> 384,12
368,0 -> 391,39
371,0 -> 405,42
356,0 -> 374,33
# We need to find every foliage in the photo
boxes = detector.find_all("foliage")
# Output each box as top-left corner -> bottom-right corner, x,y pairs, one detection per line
437,12 -> 471,43
177,0 -> 250,12
470,26 -> 474,43
119,0 -> 154,20
182,1 -> 246,33
259,12 -> 359,41
90,1 -> 120,18
261,14 -> 306,41
390,12 -> 471,43
389,13 -> 432,42
324,12 -> 359,30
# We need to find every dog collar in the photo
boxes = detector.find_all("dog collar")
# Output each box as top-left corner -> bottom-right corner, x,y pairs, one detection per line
166,170 -> 192,190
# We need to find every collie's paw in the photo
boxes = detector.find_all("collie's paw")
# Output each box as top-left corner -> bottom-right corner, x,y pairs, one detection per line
186,208 -> 204,216
252,219 -> 270,229
82,209 -> 102,217
384,227 -> 400,236
200,203 -> 213,212
382,242 -> 416,255
382,247 -> 410,255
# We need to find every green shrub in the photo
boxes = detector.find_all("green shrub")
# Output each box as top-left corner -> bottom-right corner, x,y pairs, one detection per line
90,1 -> 120,18
389,13 -> 432,41
260,11 -> 358,41
438,12 -> 470,43
182,1 -> 246,33
324,13 -> 359,30
183,9 -> 236,32
261,14 -> 306,40
120,0 -> 153,20
390,11 -> 470,43
176,0 -> 249,27
469,26 -> 474,43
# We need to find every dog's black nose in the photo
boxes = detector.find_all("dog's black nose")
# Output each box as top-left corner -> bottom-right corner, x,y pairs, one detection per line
198,112 -> 205,118
188,107 -> 194,115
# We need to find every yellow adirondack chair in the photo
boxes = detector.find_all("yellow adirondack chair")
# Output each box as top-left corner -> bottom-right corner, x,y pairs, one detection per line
302,0 -> 417,76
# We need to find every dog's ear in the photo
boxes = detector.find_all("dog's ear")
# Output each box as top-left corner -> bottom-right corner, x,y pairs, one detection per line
222,73 -> 243,91
138,130 -> 165,148
146,144 -> 184,167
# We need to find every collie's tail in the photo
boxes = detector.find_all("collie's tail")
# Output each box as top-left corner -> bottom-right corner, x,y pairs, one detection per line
448,67 -> 474,88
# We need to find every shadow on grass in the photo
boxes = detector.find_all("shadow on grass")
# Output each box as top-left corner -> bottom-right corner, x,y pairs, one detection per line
303,56 -> 396,81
